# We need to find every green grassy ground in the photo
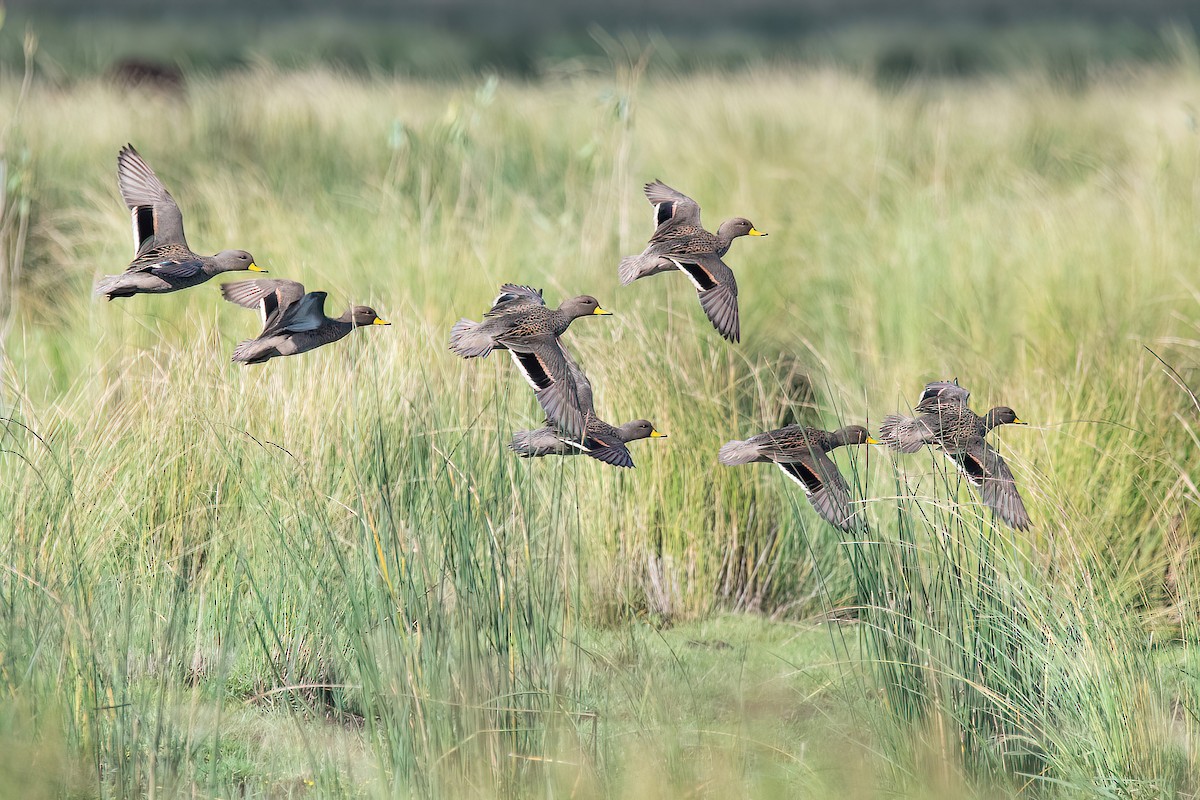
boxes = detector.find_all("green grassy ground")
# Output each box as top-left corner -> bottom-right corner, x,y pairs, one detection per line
2,28 -> 1200,798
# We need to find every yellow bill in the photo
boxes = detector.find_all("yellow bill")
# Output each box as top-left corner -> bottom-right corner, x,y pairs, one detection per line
372,317 -> 391,326
247,262 -> 266,272
748,228 -> 767,237
650,430 -> 667,438
593,307 -> 613,315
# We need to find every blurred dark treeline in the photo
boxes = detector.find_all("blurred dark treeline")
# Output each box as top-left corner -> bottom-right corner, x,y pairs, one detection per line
7,0 -> 1198,30
0,0 -> 1197,80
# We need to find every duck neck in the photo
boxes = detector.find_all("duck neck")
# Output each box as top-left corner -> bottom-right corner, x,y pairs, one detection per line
330,312 -> 357,335
826,429 -> 851,450
981,409 -> 1004,432
550,306 -> 576,332
715,230 -> 736,256
715,220 -> 743,255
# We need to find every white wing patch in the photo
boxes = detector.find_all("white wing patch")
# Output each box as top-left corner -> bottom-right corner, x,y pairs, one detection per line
670,258 -> 708,291
556,436 -> 591,452
943,451 -> 985,488
777,462 -> 815,497
508,351 -> 543,392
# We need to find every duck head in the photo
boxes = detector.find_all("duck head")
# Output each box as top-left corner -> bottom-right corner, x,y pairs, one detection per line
831,425 -> 879,448
717,217 -> 766,241
559,295 -> 612,319
342,306 -> 391,327
618,420 -> 667,443
213,249 -> 264,273
983,407 -> 1026,431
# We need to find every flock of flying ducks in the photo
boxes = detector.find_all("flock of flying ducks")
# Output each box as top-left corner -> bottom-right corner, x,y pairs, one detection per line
92,145 -> 1032,532
95,145 -> 391,363
447,181 -> 1032,530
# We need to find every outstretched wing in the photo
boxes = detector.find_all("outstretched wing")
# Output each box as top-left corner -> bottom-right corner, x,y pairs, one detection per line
535,422 -> 634,469
125,252 -> 205,279
776,450 -> 860,531
949,441 -> 1032,530
117,144 -> 188,253
221,279 -> 308,331
644,180 -> 702,230
916,379 -> 971,413
580,437 -> 635,469
559,342 -> 595,418
489,284 -> 545,312
501,335 -> 587,439
266,291 -> 327,336
671,252 -> 740,342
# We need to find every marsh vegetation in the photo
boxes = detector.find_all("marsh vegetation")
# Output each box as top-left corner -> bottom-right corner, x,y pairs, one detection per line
2,20 -> 1200,798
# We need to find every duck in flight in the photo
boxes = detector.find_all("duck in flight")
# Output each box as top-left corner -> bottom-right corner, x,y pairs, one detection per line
220,279 -> 389,364
618,180 -> 765,343
95,144 -> 263,300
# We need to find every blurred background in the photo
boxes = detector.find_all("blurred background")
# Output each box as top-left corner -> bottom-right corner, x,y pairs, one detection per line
2,0 -> 1198,80
3,1 -> 1200,798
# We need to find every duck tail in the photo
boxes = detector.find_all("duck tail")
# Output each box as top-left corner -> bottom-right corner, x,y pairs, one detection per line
507,430 -> 539,458
93,275 -> 124,300
619,253 -> 676,285
231,339 -> 273,365
878,415 -> 928,453
448,318 -> 494,358
618,254 -> 647,286
718,438 -> 761,466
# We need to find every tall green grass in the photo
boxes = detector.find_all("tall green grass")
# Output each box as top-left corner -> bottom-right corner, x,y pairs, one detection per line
1,33 -> 1200,796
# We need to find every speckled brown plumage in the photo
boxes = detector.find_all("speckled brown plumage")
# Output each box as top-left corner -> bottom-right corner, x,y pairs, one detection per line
879,380 -> 1032,530
719,425 -> 874,531
94,144 -> 262,299
449,284 -> 611,438
510,418 -> 666,469
618,180 -> 765,343
508,347 -> 665,468
449,285 -> 610,357
221,279 -> 389,364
